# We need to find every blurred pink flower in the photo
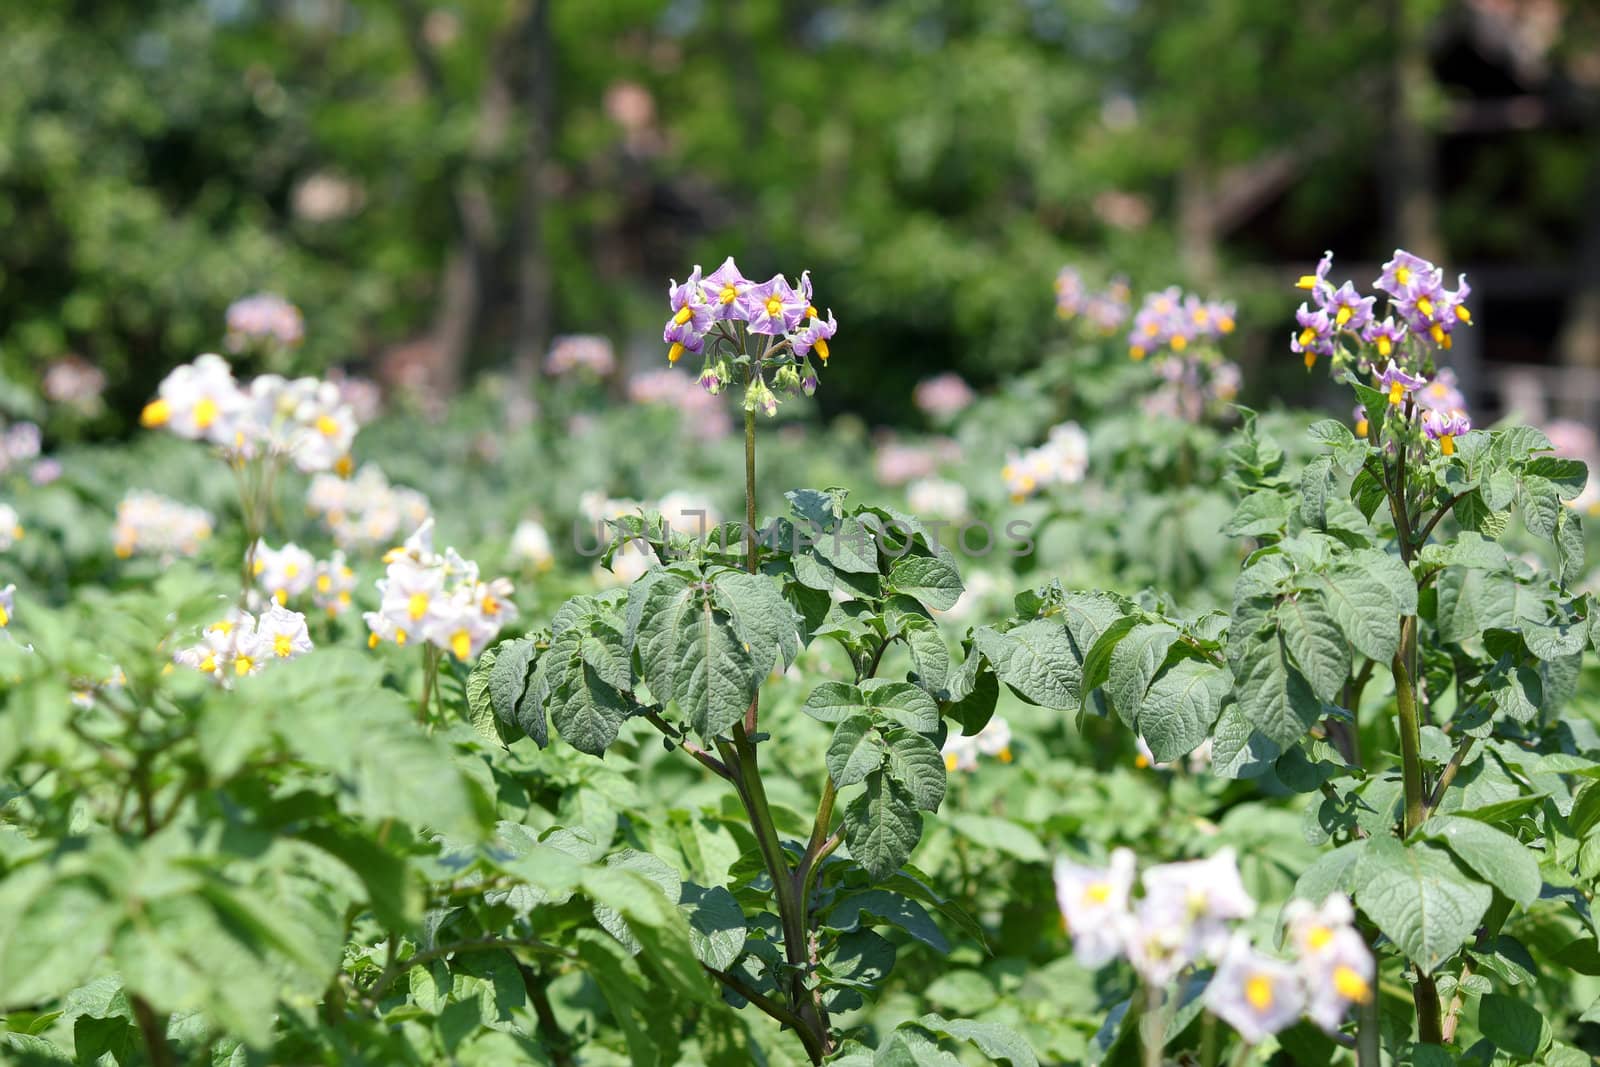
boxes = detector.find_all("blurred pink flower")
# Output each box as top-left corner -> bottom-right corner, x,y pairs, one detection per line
913,373 -> 975,420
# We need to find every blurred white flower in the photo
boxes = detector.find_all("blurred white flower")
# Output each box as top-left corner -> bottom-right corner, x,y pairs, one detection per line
1053,848 -> 1136,968
113,491 -> 213,561
1205,935 -> 1306,1043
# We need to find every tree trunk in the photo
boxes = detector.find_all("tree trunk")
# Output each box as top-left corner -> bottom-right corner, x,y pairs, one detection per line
1177,165 -> 1219,288
1555,150 -> 1600,384
397,0 -> 514,396
512,0 -> 556,384
1386,0 -> 1443,261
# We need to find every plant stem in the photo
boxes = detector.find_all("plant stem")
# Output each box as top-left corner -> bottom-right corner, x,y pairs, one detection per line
1355,985 -> 1382,1066
1141,983 -> 1165,1067
1440,956 -> 1473,1044
744,402 -> 758,577
418,646 -> 438,724
130,995 -> 175,1067
518,963 -> 577,1067
1393,648 -> 1427,838
1426,735 -> 1475,815
708,967 -> 825,1064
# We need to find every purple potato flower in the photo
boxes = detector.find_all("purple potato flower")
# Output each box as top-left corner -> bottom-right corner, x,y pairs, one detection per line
663,320 -> 704,364
1361,317 -> 1407,360
1296,250 -> 1336,304
1325,282 -> 1375,332
1374,250 -> 1440,300
1292,304 -> 1336,369
1376,361 -> 1428,406
1423,409 -> 1472,455
1414,367 -> 1467,414
741,275 -> 809,336
667,266 -> 713,334
701,256 -> 752,321
791,310 -> 837,362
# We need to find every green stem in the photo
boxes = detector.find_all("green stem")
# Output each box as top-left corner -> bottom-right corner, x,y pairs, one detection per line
1141,983 -> 1166,1067
418,647 -> 438,724
1392,648 -> 1426,837
130,995 -> 176,1067
1355,983 -> 1382,1066
744,401 -> 758,576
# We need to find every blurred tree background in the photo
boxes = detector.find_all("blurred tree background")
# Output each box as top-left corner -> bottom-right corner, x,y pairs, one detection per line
1,0 -> 1597,430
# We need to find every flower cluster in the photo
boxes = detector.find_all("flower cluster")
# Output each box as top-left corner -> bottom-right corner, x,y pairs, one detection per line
305,465 -> 431,551
113,491 -> 214,561
661,257 -> 835,415
42,356 -> 107,414
1291,249 -> 1471,372
1054,267 -> 1132,333
0,584 -> 13,629
1001,422 -> 1090,502
1295,251 -> 1477,456
941,716 -> 1013,771
0,418 -> 41,477
1142,353 -> 1243,424
1126,287 -> 1236,361
250,539 -> 343,611
912,373 -> 976,420
364,520 -> 516,661
1053,849 -> 1373,1043
225,293 -> 305,353
0,503 -> 21,552
140,355 -> 359,474
546,334 -> 617,378
627,369 -> 733,440
173,605 -> 313,682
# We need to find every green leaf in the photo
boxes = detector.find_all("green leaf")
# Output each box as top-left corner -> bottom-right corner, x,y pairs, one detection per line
1314,567 -> 1401,663
465,645 -> 508,746
861,679 -> 941,733
1078,615 -> 1139,711
974,620 -> 1083,710
680,883 -> 745,972
1453,490 -> 1508,539
902,618 -> 952,695
888,555 -> 965,613
828,715 -> 888,788
1555,508 -> 1585,586
1478,992 -> 1551,1059
884,729 -> 947,812
845,773 -> 923,882
550,662 -> 632,755
1525,456 -> 1589,500
713,570 -> 802,675
824,889 -> 950,953
488,637 -> 544,745
1277,594 -> 1350,704
1209,701 -> 1281,780
1139,659 -> 1229,763
1421,815 -> 1541,906
1300,454 -> 1334,530
945,814 -> 1047,862
814,517 -> 879,574
805,681 -> 866,723
1353,836 -> 1491,973
913,1014 -> 1039,1067
1223,490 -> 1289,538
1106,623 -> 1179,728
1294,840 -> 1368,903
1234,633 -> 1322,748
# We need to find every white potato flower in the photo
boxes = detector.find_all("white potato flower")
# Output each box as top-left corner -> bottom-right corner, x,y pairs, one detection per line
1053,848 -> 1136,968
1204,934 -> 1307,1044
